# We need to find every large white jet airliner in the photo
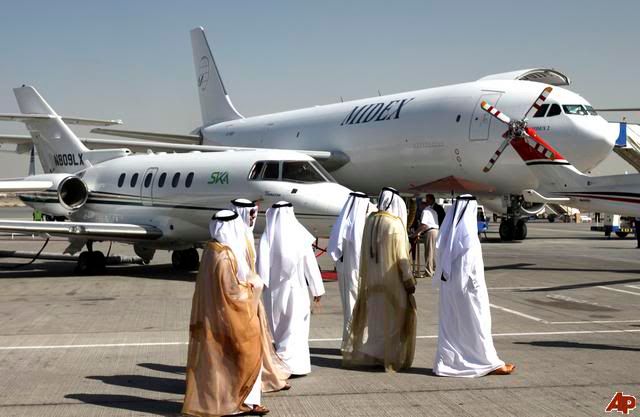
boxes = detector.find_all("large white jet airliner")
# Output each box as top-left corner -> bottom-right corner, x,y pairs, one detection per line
0,86 -> 351,272
89,27 -> 623,241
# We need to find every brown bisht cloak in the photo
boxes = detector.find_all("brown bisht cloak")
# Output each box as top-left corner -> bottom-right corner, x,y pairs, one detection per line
342,211 -> 417,372
183,242 -> 262,417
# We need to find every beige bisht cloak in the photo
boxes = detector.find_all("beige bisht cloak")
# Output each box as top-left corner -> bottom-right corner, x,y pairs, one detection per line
183,242 -> 262,417
246,236 -> 292,392
342,211 -> 417,372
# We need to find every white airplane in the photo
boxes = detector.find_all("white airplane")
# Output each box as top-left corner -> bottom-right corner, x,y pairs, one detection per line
87,27 -> 624,241
0,86 -> 351,272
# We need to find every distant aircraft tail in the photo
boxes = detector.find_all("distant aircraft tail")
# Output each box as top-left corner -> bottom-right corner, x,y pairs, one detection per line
12,86 -> 89,174
190,27 -> 243,126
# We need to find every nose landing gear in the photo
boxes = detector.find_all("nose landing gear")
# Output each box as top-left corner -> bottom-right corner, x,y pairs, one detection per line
171,248 -> 200,271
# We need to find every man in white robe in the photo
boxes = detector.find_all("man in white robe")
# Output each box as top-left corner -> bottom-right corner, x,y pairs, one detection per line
327,191 -> 376,347
342,187 -> 417,372
433,195 -> 515,377
258,201 -> 325,376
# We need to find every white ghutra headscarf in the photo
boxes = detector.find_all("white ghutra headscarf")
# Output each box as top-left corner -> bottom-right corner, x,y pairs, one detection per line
230,198 -> 258,232
328,191 -> 374,263
257,201 -> 316,288
377,187 -> 407,227
209,210 -> 252,283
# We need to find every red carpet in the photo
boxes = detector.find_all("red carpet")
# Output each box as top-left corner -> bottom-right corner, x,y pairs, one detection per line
321,270 -> 337,281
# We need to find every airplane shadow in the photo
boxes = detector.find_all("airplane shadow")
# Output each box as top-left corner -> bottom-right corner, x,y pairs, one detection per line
0,261 -> 196,281
138,363 -> 185,375
65,393 -> 182,416
86,374 -> 185,395
514,340 -> 640,352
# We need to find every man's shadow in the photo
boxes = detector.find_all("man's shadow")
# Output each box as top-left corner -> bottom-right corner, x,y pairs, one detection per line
309,347 -> 435,376
65,394 -> 182,416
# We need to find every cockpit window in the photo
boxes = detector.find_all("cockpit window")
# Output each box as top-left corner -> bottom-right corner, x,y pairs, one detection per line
248,161 -> 264,180
547,103 -> 561,117
563,104 -> 588,115
532,104 -> 549,118
282,161 -> 326,183
262,162 -> 280,180
310,161 -> 337,183
585,105 -> 598,116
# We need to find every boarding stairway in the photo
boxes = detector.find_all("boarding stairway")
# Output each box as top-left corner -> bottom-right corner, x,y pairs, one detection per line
613,122 -> 640,172
546,203 -> 570,218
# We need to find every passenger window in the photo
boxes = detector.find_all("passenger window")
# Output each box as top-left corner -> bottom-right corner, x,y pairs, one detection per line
185,172 -> 194,188
130,173 -> 139,187
262,162 -> 280,180
547,104 -> 561,117
172,173 -> 181,188
249,162 -> 265,180
144,172 -> 153,188
158,172 -> 167,187
532,104 -> 549,118
282,161 -> 325,183
117,173 -> 126,187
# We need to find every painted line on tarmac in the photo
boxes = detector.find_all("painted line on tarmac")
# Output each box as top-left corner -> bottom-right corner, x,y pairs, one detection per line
549,319 -> 640,325
487,286 -> 548,291
489,303 -> 549,323
625,285 -> 640,290
3,329 -> 640,350
598,286 -> 640,296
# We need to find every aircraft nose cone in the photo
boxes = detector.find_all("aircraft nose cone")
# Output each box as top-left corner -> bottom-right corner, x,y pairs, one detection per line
562,116 -> 616,171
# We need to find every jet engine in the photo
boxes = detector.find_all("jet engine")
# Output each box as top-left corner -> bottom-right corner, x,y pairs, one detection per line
481,195 -> 545,217
19,173 -> 89,217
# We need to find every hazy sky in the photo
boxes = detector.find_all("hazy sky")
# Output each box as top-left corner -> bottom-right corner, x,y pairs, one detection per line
1,0 -> 639,176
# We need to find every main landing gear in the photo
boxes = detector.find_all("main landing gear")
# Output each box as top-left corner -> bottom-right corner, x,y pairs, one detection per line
498,218 -> 528,241
75,241 -> 106,274
172,248 -> 200,271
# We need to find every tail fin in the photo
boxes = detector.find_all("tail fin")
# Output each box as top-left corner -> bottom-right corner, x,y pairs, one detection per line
190,27 -> 243,126
511,128 -> 586,190
13,86 -> 89,174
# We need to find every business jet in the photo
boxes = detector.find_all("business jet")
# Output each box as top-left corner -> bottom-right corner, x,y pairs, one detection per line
83,27 -> 624,241
0,86 -> 351,273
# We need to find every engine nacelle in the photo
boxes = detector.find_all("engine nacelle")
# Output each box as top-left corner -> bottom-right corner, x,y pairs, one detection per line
19,174 -> 89,217
481,195 -> 545,217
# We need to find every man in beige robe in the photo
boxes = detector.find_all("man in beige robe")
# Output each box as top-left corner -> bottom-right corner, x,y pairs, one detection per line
342,187 -> 417,372
183,210 -> 268,417
230,198 -> 292,392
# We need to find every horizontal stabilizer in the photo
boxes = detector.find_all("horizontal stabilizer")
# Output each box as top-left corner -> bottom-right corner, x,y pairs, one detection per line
91,127 -> 201,144
0,220 -> 162,241
0,113 -> 122,126
0,180 -> 53,192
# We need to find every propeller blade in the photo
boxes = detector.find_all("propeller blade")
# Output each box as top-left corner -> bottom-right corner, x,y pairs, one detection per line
480,100 -> 511,125
523,127 -> 566,161
523,86 -> 553,120
482,136 -> 511,173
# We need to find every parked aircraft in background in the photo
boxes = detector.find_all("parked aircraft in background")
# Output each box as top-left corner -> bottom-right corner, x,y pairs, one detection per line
0,86 -> 351,272
85,27 -> 623,241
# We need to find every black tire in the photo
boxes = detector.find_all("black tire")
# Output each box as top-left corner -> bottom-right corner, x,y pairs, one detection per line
499,221 -> 515,242
616,232 -> 628,239
515,220 -> 528,240
171,250 -> 184,270
183,248 -> 200,271
548,215 -> 556,223
75,252 -> 91,274
91,251 -> 106,273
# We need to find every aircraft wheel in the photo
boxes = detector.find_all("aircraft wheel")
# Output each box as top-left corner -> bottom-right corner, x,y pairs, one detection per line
91,251 -> 106,273
183,248 -> 200,271
172,250 -> 185,270
515,220 -> 528,240
616,232 -> 628,239
499,221 -> 515,242
75,252 -> 92,274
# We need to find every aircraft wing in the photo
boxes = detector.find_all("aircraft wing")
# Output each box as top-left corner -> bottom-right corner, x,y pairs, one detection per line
0,113 -> 122,126
0,179 -> 53,192
0,220 -> 162,241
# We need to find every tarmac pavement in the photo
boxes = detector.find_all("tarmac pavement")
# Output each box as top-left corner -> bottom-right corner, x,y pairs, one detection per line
0,219 -> 639,416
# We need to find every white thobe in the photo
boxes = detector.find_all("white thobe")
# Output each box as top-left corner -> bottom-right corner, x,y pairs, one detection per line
263,248 -> 324,375
433,243 -> 504,377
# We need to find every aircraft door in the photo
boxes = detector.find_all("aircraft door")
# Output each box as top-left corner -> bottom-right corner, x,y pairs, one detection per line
469,93 -> 502,141
140,167 -> 158,206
